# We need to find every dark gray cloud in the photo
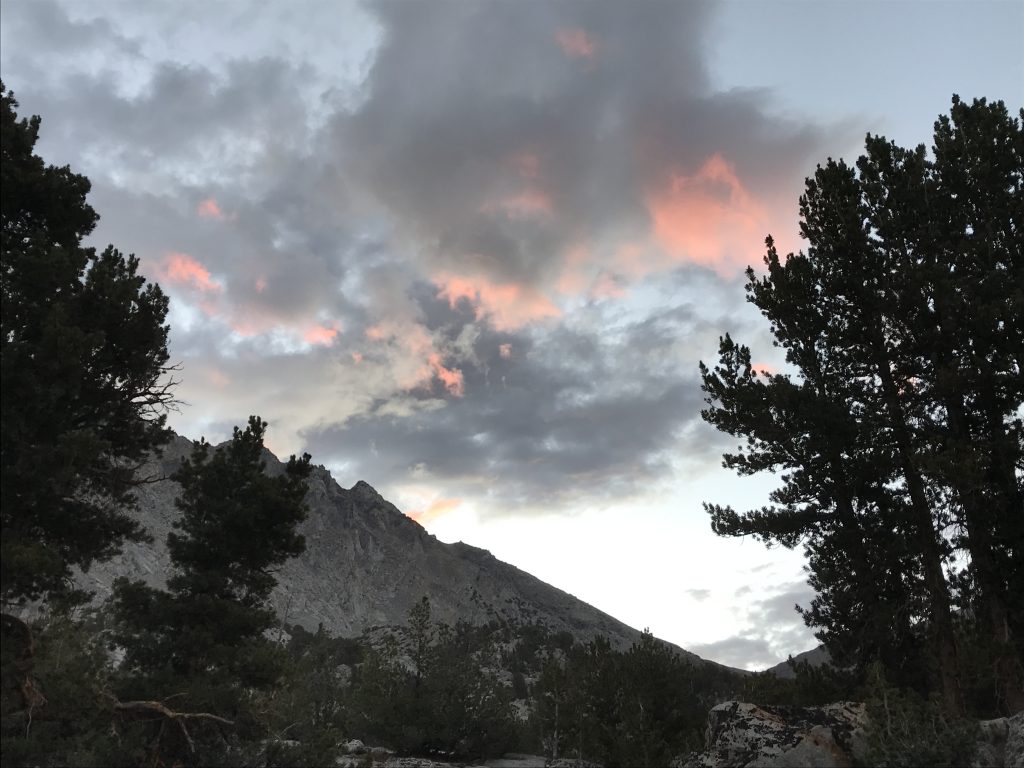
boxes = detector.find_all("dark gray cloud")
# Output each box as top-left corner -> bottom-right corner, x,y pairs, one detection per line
0,0 -> 828,514
335,0 -> 836,289
302,287 -> 724,509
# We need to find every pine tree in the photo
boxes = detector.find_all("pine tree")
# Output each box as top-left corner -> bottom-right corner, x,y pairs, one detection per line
1,82 -> 174,606
114,417 -> 311,685
110,417 -> 311,763
700,96 -> 1023,716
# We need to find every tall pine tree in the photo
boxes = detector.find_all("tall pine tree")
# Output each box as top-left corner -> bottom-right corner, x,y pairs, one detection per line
1,82 -> 174,606
700,96 -> 1023,716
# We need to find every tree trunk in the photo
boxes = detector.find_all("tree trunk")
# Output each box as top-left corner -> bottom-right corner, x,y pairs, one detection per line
874,344 -> 964,717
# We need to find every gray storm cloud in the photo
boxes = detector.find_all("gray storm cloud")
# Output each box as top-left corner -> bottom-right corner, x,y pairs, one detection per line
0,0 -> 836,516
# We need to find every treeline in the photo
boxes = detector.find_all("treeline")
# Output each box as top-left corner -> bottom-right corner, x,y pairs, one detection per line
2,596 -> 748,766
281,606 -> 743,766
700,95 -> 1023,721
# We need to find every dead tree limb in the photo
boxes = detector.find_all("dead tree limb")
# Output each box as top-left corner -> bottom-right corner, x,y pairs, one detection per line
104,693 -> 233,755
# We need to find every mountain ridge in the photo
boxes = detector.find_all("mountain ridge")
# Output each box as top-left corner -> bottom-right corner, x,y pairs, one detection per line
74,432 -> 748,675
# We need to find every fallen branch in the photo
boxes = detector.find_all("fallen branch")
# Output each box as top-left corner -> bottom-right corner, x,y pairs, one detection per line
107,695 -> 233,754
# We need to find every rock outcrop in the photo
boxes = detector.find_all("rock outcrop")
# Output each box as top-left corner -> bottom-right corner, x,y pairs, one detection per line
678,701 -> 868,768
973,712 -> 1024,768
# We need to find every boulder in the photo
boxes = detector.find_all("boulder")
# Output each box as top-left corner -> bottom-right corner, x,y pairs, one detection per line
973,711 -> 1024,768
679,701 -> 867,768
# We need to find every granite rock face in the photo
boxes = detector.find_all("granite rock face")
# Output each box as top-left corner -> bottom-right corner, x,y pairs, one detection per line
973,712 -> 1024,768
75,433 -> 659,653
678,701 -> 868,768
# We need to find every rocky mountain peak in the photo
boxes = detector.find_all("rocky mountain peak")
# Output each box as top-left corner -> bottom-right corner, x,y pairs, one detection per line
77,431 -> 711,662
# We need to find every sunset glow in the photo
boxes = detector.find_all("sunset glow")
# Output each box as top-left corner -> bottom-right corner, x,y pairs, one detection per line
646,153 -> 768,275
437,273 -> 562,331
197,197 -> 227,220
160,251 -> 222,294
303,323 -> 341,346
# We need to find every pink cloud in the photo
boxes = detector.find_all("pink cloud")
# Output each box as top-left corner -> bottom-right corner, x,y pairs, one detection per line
255,276 -> 267,293
365,321 -> 465,397
499,343 -> 512,359
751,362 -> 775,377
429,352 -> 465,397
556,28 -> 597,60
351,351 -> 364,364
303,323 -> 341,346
197,197 -> 227,221
437,273 -> 561,331
160,251 -> 222,294
645,153 -> 769,275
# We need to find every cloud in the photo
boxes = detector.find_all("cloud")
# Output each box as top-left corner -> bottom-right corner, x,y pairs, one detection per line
160,251 -> 222,295
334,0 -> 835,303
691,635 -> 779,670
303,323 -> 341,346
436,273 -> 562,331
645,153 -> 769,275
555,28 -> 598,61
693,580 -> 818,669
197,197 -> 227,220
686,588 -> 712,602
300,286 -> 734,512
0,0 -> 839,516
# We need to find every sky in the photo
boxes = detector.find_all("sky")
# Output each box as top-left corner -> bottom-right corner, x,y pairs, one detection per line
2,0 -> 1021,670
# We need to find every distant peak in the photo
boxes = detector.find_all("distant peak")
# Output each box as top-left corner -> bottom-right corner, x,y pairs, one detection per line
351,480 -> 380,496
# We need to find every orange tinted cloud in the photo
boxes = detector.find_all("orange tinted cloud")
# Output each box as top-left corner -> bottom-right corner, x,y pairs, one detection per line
429,353 -> 465,396
303,323 -> 341,346
751,362 -> 775,377
197,197 -> 227,221
161,251 -> 222,294
407,497 -> 462,525
556,28 -> 597,60
499,343 -> 512,359
646,153 -> 768,275
437,273 -> 561,331
365,321 -> 465,396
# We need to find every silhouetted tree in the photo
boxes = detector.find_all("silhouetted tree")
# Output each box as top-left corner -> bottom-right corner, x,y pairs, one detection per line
1,82 -> 175,606
700,96 -> 1023,716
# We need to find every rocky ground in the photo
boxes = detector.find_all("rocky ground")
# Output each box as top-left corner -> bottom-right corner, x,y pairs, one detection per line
676,701 -> 1024,768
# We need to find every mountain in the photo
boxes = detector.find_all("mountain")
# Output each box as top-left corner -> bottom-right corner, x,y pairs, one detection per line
77,433 -> 720,667
764,646 -> 832,678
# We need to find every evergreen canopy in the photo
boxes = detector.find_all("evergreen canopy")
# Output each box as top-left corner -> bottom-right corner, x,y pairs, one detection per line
0,83 -> 174,605
700,95 -> 1023,716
